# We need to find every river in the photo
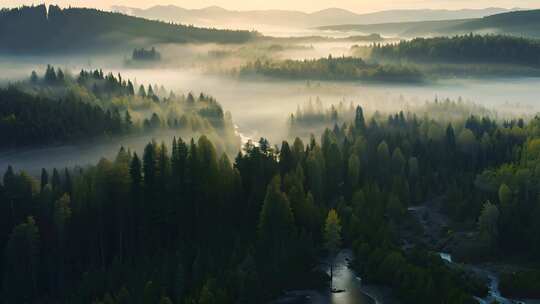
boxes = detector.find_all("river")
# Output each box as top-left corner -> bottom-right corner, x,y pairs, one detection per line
438,253 -> 527,304
3,74 -> 540,175
273,250 -> 381,304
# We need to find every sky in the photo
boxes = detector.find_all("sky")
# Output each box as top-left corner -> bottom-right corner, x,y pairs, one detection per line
2,0 -> 539,13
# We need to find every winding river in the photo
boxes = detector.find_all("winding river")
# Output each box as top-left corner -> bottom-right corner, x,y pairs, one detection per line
273,250 -> 379,304
439,253 -> 525,304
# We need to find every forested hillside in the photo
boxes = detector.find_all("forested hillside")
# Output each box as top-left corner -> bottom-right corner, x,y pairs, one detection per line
0,87 -> 128,148
0,66 -> 239,150
239,56 -> 424,83
318,19 -> 471,38
2,102 -> 540,303
320,9 -> 540,39
0,5 -> 256,54
369,34 -> 540,66
448,9 -> 540,38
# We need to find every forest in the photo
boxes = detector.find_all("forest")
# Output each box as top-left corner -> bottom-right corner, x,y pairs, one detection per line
239,56 -> 424,83
0,5 -> 256,54
368,34 -> 540,66
132,48 -> 162,61
2,99 -> 540,303
0,66 -> 239,151
2,2 -> 540,303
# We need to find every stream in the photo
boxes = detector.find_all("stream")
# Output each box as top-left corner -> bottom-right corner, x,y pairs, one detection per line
273,250 -> 379,304
274,250 -> 528,304
438,253 -> 526,304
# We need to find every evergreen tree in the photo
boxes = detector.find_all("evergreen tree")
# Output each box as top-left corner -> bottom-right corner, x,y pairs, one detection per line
279,141 -> 295,176
40,168 -> 49,192
53,194 -> 71,293
324,209 -> 342,290
355,105 -> 366,132
44,64 -> 57,84
124,111 -> 133,131
30,71 -> 38,83
478,201 -> 499,252
127,80 -> 135,95
2,217 -> 40,303
348,154 -> 360,191
57,68 -> 65,82
138,85 -> 146,98
257,176 -> 295,290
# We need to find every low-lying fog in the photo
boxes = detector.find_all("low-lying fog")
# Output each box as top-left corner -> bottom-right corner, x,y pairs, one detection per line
1,43 -> 540,174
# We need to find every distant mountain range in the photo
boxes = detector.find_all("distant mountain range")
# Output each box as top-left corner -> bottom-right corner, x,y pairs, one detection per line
111,5 -> 517,29
319,9 -> 540,38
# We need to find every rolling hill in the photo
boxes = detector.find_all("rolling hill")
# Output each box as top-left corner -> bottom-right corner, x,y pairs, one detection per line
319,9 -> 540,38
447,9 -> 540,37
111,5 -> 515,29
319,19 -> 471,37
0,5 -> 256,54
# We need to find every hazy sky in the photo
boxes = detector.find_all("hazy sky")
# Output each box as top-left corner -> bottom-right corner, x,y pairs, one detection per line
3,0 -> 539,13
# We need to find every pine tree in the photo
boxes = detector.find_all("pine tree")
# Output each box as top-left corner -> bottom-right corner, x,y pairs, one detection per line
30,71 -> 38,83
127,80 -> 135,95
44,64 -> 57,84
355,105 -> 366,132
478,201 -> 499,252
257,176 -> 295,288
40,168 -> 49,192
56,68 -> 65,82
51,168 -> 61,194
124,111 -> 133,131
348,154 -> 360,191
53,194 -> 71,292
279,141 -> 294,176
324,209 -> 342,290
2,217 -> 40,303
138,85 -> 146,98
143,142 -> 157,191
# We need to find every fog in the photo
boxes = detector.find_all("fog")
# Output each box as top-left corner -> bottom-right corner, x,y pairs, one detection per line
2,40 -> 540,174
111,68 -> 539,139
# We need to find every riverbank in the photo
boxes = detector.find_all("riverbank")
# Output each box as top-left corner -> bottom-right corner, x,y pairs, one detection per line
359,284 -> 400,304
271,249 -> 399,304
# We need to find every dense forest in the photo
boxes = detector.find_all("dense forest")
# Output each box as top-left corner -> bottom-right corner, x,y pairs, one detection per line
132,48 -> 162,61
239,56 -> 424,83
369,34 -> 540,66
0,66 -> 239,150
288,97 -> 499,138
2,3 -> 540,303
0,5 -> 256,53
3,100 -> 540,303
0,87 -> 128,148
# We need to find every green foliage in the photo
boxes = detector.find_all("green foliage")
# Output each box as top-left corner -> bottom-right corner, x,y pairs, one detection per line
324,209 -> 342,257
1,67 -> 239,151
257,176 -> 295,275
477,201 -> 499,251
132,47 -> 161,62
2,98 -> 540,303
0,87 -> 126,148
500,270 -> 540,299
2,217 -> 40,303
240,56 -> 424,83
371,34 -> 540,66
498,183 -> 512,205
